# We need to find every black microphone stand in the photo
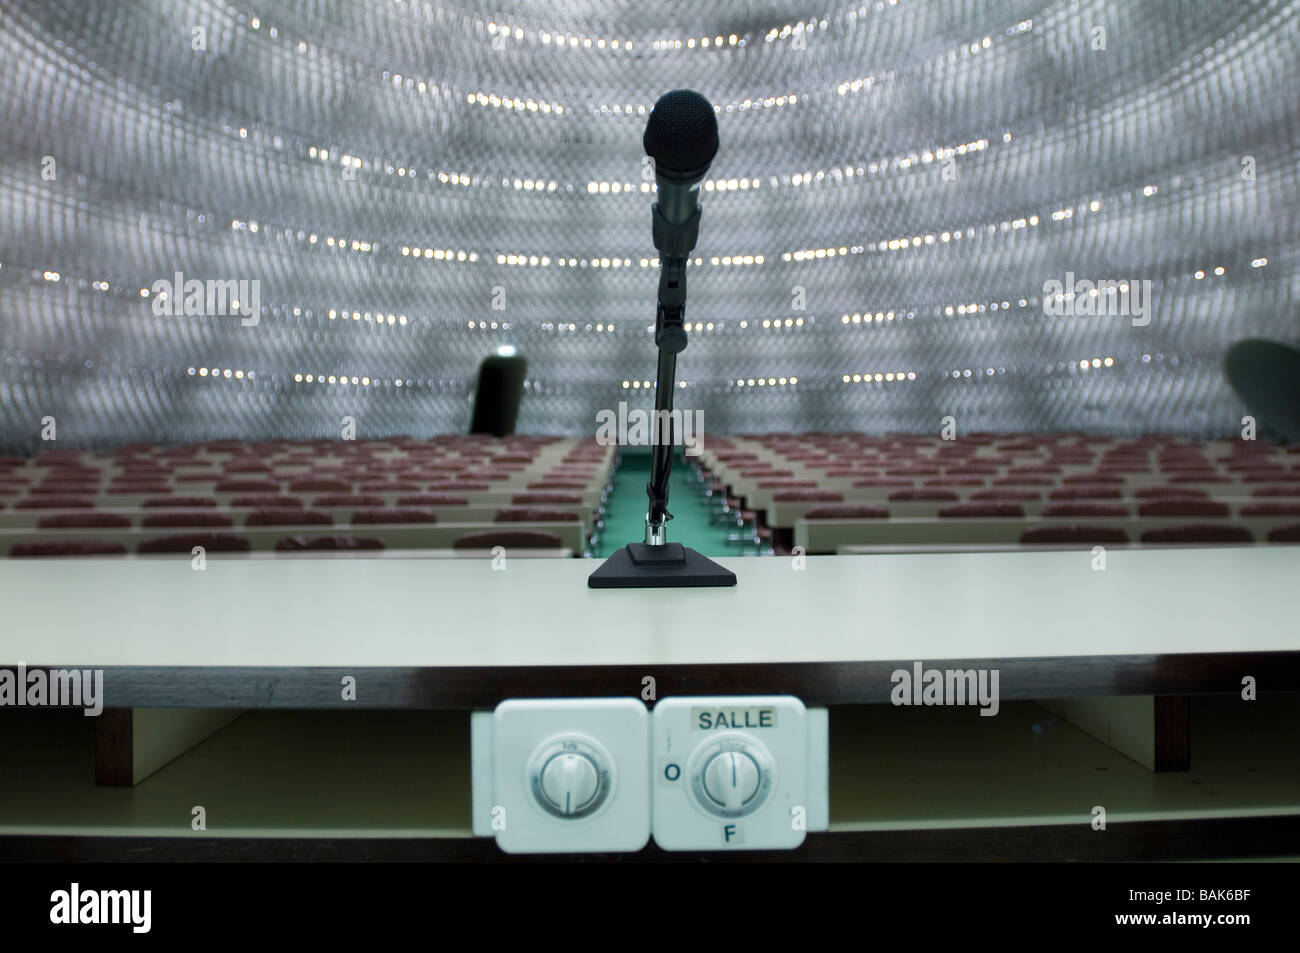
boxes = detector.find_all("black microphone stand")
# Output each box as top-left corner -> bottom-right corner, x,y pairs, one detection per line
587,198 -> 737,588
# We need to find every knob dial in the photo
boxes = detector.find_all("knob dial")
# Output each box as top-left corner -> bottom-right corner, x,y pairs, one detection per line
702,750 -> 761,811
687,733 -> 774,819
526,735 -> 614,820
539,752 -> 600,816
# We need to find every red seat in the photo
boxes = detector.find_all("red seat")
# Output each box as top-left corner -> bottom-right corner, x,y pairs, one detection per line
888,489 -> 959,501
288,479 -> 351,493
351,507 -> 437,524
312,494 -> 386,508
10,540 -> 127,557
1241,502 -> 1300,517
230,495 -> 305,508
771,490 -> 843,502
1019,525 -> 1129,545
1138,500 -> 1230,518
970,489 -> 1039,501
37,513 -> 132,529
1041,503 -> 1128,518
1267,523 -> 1300,542
1134,486 -> 1209,499
453,530 -> 564,550
511,492 -> 582,505
141,496 -> 218,508
138,533 -> 251,554
141,511 -> 235,528
1049,486 -> 1122,500
494,508 -> 580,522
992,477 -> 1053,486
14,496 -> 95,509
803,504 -> 888,519
245,508 -> 332,526
1140,524 -> 1253,544
272,535 -> 385,551
938,502 -> 1025,518
397,494 -> 468,506
1063,474 -> 1124,484
215,480 -> 281,493
1253,485 -> 1300,497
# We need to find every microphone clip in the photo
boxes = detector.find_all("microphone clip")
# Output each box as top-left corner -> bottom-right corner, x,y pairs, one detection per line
651,203 -> 700,258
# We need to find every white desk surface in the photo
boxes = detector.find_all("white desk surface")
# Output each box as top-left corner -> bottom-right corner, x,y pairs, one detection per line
0,548 -> 1296,668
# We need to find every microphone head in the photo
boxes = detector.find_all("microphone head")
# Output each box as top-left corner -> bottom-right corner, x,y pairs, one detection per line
643,90 -> 719,179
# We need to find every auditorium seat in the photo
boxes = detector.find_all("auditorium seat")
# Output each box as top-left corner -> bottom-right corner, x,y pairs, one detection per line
230,495 -> 306,508
1267,524 -> 1300,543
1049,486 -> 1122,500
1241,502 -> 1300,517
453,530 -> 565,550
141,496 -> 218,508
351,507 -> 438,524
803,505 -> 889,519
1134,486 -> 1210,499
141,511 -> 236,528
137,533 -> 252,553
216,480 -> 281,493
494,508 -> 581,522
397,494 -> 469,506
245,508 -> 333,526
288,479 -> 352,493
9,540 -> 128,557
936,502 -> 1024,518
1019,526 -> 1130,545
37,513 -> 132,529
273,535 -> 385,551
511,492 -> 584,505
1138,500 -> 1231,518
1040,503 -> 1129,518
971,489 -> 1040,501
13,496 -> 95,509
889,489 -> 959,501
1140,524 -> 1254,544
313,494 -> 386,508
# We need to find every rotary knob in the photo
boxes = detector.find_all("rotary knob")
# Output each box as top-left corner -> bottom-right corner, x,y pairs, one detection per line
539,752 -> 600,816
702,750 -> 761,811
527,735 -> 614,820
688,733 -> 774,819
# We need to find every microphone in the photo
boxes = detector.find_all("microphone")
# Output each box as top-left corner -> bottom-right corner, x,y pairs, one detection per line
643,90 -> 719,255
586,89 -> 735,587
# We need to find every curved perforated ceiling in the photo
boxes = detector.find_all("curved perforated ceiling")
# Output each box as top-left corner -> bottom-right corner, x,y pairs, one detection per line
1,0 -> 1297,451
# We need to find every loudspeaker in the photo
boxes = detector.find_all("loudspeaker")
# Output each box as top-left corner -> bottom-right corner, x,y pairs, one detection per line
470,353 -> 528,436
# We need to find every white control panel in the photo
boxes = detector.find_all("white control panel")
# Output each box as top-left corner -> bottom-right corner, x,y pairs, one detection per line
471,698 -> 649,854
651,696 -> 828,850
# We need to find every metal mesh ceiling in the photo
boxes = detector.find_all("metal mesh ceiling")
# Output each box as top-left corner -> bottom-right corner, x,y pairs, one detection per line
1,0 -> 1298,451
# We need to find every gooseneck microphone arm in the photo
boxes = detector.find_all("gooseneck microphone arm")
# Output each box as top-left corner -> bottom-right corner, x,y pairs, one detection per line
645,194 -> 698,542
646,257 -> 688,542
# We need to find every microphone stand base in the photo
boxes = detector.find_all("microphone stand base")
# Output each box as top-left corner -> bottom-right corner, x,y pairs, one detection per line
587,543 -> 737,589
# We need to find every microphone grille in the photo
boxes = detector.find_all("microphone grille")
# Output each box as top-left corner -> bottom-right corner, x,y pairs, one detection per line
643,89 -> 719,176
